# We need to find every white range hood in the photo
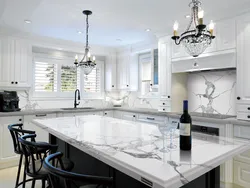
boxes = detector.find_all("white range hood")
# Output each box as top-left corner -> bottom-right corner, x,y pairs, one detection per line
172,49 -> 236,73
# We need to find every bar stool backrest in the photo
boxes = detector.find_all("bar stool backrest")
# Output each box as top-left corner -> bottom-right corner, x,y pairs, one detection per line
44,152 -> 113,188
8,124 -> 35,155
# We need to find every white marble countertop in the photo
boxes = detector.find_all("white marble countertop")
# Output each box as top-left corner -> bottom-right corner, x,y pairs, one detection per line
33,115 -> 250,188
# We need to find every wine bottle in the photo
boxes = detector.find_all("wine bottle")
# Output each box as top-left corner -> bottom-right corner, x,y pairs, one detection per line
179,100 -> 192,150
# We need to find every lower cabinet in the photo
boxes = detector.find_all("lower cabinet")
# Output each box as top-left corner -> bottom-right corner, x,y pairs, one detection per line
137,114 -> 167,124
234,160 -> 250,187
0,116 -> 23,169
24,113 -> 56,143
234,124 -> 250,187
103,111 -> 114,117
121,112 -> 137,121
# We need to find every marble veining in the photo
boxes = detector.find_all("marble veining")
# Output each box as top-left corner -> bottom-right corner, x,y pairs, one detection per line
33,115 -> 250,188
188,70 -> 236,115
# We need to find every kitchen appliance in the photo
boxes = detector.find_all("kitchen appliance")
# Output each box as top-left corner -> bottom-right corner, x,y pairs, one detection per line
0,91 -> 21,112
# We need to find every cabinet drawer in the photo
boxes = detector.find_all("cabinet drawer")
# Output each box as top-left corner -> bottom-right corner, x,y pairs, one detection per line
137,114 -> 166,124
237,104 -> 250,113
237,112 -> 250,121
235,149 -> 250,164
158,106 -> 170,112
234,160 -> 250,187
122,112 -> 137,121
234,125 -> 250,139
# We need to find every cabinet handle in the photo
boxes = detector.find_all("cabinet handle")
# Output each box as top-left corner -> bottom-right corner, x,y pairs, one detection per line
11,81 -> 14,84
147,117 -> 155,121
237,97 -> 241,100
248,116 -> 250,119
104,113 -> 107,115
15,82 -> 18,84
163,103 -> 165,105
168,96 -> 171,99
36,114 -> 47,117
163,109 -> 165,111
127,85 -> 129,87
19,119 -> 22,122
248,107 -> 250,110
133,115 -> 136,118
112,85 -> 114,88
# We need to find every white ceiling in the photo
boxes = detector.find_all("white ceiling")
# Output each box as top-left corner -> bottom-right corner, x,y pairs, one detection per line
0,0 -> 250,47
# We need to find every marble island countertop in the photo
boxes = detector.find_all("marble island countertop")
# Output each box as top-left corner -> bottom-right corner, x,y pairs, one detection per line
33,115 -> 250,188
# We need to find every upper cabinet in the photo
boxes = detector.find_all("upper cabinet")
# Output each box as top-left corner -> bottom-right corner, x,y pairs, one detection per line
116,50 -> 138,91
105,52 -> 117,91
171,18 -> 236,60
236,13 -> 250,120
0,36 -> 32,89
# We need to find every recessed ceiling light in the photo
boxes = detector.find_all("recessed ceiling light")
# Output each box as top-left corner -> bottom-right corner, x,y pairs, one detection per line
24,20 -> 32,24
78,31 -> 82,34
185,15 -> 191,18
145,28 -> 151,32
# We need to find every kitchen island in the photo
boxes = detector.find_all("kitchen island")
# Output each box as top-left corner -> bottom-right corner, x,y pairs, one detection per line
32,115 -> 250,188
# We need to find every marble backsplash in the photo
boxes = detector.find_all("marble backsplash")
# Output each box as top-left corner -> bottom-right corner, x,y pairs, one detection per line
188,70 -> 236,115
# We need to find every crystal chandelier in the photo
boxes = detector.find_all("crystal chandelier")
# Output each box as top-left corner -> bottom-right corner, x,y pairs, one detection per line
74,10 -> 96,75
171,0 -> 215,57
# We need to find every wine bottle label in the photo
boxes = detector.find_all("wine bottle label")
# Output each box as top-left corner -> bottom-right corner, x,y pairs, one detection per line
180,123 -> 191,136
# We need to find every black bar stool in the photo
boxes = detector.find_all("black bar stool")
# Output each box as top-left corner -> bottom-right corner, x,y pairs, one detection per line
19,134 -> 74,188
8,123 -> 47,188
44,152 -> 113,188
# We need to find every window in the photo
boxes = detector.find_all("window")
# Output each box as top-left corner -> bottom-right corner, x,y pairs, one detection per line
32,53 -> 104,99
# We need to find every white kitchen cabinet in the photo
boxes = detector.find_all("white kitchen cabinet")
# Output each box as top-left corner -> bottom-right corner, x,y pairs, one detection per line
0,36 -> 31,89
105,52 -> 117,91
24,113 -> 56,143
113,110 -> 123,119
117,51 -> 138,91
216,19 -> 236,51
137,114 -> 166,124
234,160 -> 250,187
0,116 -> 23,169
158,36 -> 172,112
121,112 -> 137,121
103,111 -> 114,117
236,13 -> 250,119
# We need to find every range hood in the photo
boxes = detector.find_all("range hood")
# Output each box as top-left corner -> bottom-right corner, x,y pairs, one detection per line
172,49 -> 236,73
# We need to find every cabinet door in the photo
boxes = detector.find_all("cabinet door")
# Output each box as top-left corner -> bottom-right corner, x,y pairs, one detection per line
216,19 -> 236,51
122,112 -> 137,121
105,53 -> 117,91
159,37 -> 172,98
14,39 -> 31,87
103,111 -> 114,117
128,54 -> 138,91
0,116 -> 22,169
237,14 -> 250,106
0,37 -> 14,87
24,114 -> 56,143
117,53 -> 128,89
234,160 -> 250,187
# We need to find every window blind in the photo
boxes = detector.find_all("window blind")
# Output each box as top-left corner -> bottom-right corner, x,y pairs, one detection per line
83,67 -> 101,93
34,62 -> 57,92
60,65 -> 79,92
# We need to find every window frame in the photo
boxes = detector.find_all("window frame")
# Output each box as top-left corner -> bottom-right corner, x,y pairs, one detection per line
31,52 -> 105,100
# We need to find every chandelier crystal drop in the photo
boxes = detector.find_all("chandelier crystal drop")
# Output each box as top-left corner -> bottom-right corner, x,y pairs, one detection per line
171,0 -> 215,57
74,10 -> 96,75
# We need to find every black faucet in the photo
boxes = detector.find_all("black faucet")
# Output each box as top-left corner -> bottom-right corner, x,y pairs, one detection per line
74,89 -> 81,108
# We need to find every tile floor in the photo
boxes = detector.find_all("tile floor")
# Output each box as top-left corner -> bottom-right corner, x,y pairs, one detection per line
0,166 -> 245,188
0,166 -> 42,188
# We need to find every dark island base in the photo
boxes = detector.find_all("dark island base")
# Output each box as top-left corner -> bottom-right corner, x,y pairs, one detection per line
50,134 -> 220,188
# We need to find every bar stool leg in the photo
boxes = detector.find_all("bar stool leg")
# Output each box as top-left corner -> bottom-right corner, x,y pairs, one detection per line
22,163 -> 26,188
42,179 -> 46,188
15,154 -> 23,187
31,179 -> 36,188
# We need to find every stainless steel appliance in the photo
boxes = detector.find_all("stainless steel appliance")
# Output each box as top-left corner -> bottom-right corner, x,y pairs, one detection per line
0,91 -> 21,112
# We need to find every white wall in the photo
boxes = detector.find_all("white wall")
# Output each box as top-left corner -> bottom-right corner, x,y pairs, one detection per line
187,70 -> 236,115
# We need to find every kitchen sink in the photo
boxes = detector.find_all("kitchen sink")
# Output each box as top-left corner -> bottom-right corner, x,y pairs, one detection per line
61,107 -> 95,110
